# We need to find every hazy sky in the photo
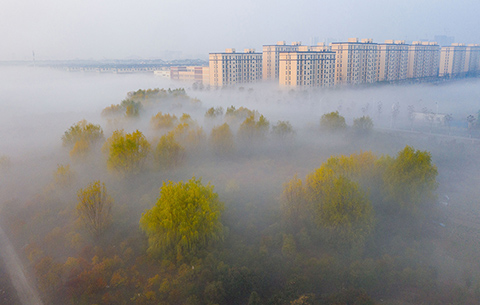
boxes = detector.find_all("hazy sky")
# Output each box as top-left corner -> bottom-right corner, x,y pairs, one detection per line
2,0 -> 480,61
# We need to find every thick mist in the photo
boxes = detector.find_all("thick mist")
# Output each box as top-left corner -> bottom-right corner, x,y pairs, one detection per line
1,66 -> 480,304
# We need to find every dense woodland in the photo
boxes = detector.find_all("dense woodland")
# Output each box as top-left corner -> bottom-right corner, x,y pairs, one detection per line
1,87 -> 480,304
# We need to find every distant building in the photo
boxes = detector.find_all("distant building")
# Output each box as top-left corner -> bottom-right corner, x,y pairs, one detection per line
153,67 -> 171,78
209,48 -> 262,87
262,41 -> 301,80
278,44 -> 336,88
376,40 -> 409,82
407,41 -> 440,79
330,38 -> 378,86
464,44 -> 480,75
170,66 -> 210,85
439,43 -> 467,77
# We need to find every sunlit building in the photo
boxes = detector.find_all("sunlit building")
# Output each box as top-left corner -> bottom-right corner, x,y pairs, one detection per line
263,41 -> 302,80
439,43 -> 468,77
170,66 -> 210,85
330,38 -> 378,86
376,40 -> 409,82
209,48 -> 262,87
407,41 -> 440,79
464,44 -> 480,74
278,45 -> 336,88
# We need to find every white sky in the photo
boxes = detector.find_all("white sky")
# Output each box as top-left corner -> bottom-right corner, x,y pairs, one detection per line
1,0 -> 480,61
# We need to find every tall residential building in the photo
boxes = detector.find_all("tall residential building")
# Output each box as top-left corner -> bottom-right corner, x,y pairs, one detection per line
439,43 -> 467,77
278,45 -> 336,88
376,40 -> 409,82
330,38 -> 378,86
263,41 -> 301,80
209,48 -> 262,87
407,41 -> 440,79
464,44 -> 480,74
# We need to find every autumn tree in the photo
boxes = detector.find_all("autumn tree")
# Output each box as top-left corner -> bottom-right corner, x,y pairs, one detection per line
62,120 -> 104,160
205,106 -> 224,119
382,145 -> 438,213
103,130 -> 151,175
305,167 -> 374,251
210,123 -> 235,156
140,177 -> 224,260
53,164 -> 75,187
150,112 -> 178,130
320,111 -> 347,131
154,132 -> 185,170
282,175 -> 309,234
77,181 -> 113,237
238,114 -> 270,143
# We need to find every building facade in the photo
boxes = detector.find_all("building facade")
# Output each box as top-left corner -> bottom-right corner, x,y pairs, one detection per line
464,44 -> 480,74
209,48 -> 262,87
330,38 -> 378,86
262,41 -> 301,80
407,41 -> 440,79
278,45 -> 336,88
170,66 -> 210,85
376,40 -> 409,82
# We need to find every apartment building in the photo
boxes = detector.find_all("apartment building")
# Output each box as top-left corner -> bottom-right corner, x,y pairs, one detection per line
170,66 -> 210,85
278,45 -> 336,88
263,41 -> 301,80
407,41 -> 440,79
439,43 -> 468,77
330,38 -> 378,86
464,44 -> 480,74
376,40 -> 409,82
209,48 -> 262,87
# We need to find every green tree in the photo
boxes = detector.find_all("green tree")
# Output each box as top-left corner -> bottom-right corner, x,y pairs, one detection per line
352,116 -> 374,135
103,130 -> 151,175
320,111 -> 347,131
140,177 -> 224,260
282,175 -> 309,234
210,123 -> 235,156
154,132 -> 185,170
305,167 -> 374,251
382,145 -> 438,213
77,180 -> 113,237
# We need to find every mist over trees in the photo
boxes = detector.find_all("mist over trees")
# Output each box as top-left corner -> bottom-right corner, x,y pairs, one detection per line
1,69 -> 480,304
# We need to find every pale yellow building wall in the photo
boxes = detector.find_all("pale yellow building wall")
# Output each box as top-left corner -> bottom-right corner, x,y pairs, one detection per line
376,41 -> 409,82
209,49 -> 262,87
262,42 -> 300,80
407,42 -> 440,79
278,49 -> 335,88
330,39 -> 378,86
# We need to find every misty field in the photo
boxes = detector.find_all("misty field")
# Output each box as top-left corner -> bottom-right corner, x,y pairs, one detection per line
1,67 -> 480,304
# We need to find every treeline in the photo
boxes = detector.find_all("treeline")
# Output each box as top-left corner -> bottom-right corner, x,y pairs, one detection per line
0,88 -> 479,305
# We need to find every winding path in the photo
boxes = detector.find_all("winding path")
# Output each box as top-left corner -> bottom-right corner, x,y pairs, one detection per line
0,225 -> 43,305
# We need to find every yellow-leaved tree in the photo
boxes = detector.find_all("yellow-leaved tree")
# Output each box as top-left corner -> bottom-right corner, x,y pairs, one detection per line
154,132 -> 185,170
210,123 -> 235,157
77,180 -> 113,238
103,130 -> 151,176
62,120 -> 104,160
140,177 -> 224,261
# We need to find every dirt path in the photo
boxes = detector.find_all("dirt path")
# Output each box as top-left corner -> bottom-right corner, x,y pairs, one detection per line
0,226 -> 43,305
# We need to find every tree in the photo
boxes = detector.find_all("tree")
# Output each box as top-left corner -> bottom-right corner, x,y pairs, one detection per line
77,181 -> 113,237
154,132 -> 185,170
103,130 -> 151,175
282,175 -> 309,234
320,111 -> 347,131
382,145 -> 438,213
150,112 -> 178,130
272,120 -> 294,139
205,106 -> 224,119
140,177 -> 224,260
62,120 -> 104,148
305,167 -> 374,251
53,164 -> 75,187
352,116 -> 373,135
210,123 -> 235,156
